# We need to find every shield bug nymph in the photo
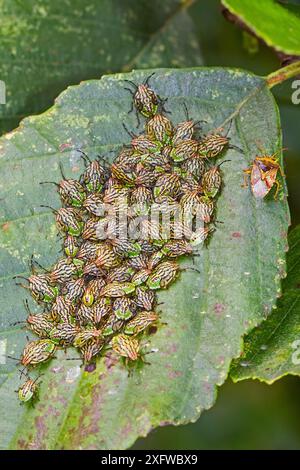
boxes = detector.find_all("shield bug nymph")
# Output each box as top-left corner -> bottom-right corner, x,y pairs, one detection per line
20,339 -> 57,367
17,373 -> 44,403
40,205 -> 84,237
63,235 -> 80,258
21,300 -> 53,338
111,334 -> 140,361
124,310 -> 159,336
78,151 -> 107,193
201,160 -> 231,198
14,272 -> 58,304
198,120 -> 243,159
146,114 -> 173,144
172,103 -> 206,145
40,162 -> 86,208
100,281 -> 136,297
124,73 -> 164,120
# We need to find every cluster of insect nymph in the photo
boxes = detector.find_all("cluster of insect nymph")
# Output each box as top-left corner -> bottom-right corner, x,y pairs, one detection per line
10,73 -> 284,403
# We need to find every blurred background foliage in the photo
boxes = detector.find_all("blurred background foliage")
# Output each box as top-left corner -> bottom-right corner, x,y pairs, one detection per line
0,0 -> 299,449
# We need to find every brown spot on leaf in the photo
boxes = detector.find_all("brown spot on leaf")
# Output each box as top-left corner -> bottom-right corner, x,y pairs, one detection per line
2,222 -> 10,231
214,303 -> 225,315
59,143 -> 72,152
168,369 -> 182,379
231,231 -> 242,238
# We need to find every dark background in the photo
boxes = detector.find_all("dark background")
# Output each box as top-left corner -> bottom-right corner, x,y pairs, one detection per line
132,0 -> 300,450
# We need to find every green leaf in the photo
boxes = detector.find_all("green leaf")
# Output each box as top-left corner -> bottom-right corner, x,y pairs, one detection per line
0,0 -> 202,135
0,68 -> 289,449
231,225 -> 300,384
222,0 -> 300,56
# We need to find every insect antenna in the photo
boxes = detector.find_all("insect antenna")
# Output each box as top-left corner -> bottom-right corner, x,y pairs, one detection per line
40,205 -> 58,215
229,144 -> 244,153
33,260 -> 49,273
23,299 -> 31,315
217,160 -> 232,168
13,275 -> 29,282
6,355 -> 20,363
19,368 -> 29,380
122,123 -> 135,139
123,79 -> 137,91
225,119 -> 233,137
10,318 -> 26,327
75,148 -> 91,166
144,72 -> 155,86
96,155 -> 111,168
183,266 -> 201,274
183,102 -> 190,121
59,161 -> 66,180
39,181 -> 59,187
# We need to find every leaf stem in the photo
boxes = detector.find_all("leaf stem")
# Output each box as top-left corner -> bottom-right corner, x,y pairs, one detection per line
266,61 -> 300,88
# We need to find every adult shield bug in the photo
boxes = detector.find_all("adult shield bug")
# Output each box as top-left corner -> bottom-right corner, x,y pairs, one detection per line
243,151 -> 285,199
